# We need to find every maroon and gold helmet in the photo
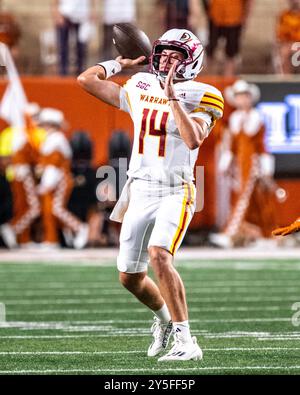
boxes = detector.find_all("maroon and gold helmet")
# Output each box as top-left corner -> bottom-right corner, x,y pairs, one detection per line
150,29 -> 204,82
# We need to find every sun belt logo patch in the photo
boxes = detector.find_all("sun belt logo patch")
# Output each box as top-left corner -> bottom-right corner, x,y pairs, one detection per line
179,32 -> 191,42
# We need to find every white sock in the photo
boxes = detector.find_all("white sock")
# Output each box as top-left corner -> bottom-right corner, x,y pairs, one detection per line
173,321 -> 192,343
152,303 -> 171,324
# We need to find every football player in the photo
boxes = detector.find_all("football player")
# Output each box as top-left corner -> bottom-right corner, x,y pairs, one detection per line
78,28 -> 224,361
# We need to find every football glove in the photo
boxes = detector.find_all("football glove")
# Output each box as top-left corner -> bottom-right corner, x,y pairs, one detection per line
272,218 -> 300,236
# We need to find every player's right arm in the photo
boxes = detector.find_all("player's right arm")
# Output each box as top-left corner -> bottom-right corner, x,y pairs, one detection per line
77,56 -> 145,109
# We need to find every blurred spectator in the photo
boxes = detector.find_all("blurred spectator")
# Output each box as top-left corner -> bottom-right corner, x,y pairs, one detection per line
275,0 -> 300,74
37,108 -> 89,249
0,158 -> 13,247
52,0 -> 97,75
0,10 -> 21,60
156,0 -> 202,33
101,0 -> 136,60
94,179 -> 118,246
205,0 -> 252,75
68,130 -> 97,222
210,80 -> 281,248
67,130 -> 103,246
0,103 -> 45,249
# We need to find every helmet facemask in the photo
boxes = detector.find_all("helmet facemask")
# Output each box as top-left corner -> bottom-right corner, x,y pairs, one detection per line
150,38 -> 204,83
151,44 -> 188,82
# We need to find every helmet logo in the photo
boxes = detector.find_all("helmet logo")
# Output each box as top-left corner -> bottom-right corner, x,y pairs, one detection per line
179,32 -> 191,42
191,42 -> 201,51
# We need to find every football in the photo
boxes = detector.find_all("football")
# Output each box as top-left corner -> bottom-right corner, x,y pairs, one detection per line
112,23 -> 152,65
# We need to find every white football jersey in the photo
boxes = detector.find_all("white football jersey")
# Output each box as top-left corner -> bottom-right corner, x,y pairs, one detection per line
119,72 -> 224,185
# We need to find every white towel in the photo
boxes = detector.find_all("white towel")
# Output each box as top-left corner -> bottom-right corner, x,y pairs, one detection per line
109,177 -> 133,223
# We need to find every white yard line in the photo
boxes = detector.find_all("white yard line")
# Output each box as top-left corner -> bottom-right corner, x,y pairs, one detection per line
0,351 -> 141,355
0,280 -> 299,287
1,247 -> 300,262
0,286 -> 299,295
0,366 -> 300,374
0,288 -> 299,296
258,338 -> 300,341
0,335 -> 150,339
0,317 -> 292,331
4,306 -> 286,315
6,309 -> 149,315
1,296 -> 299,303
0,347 -> 299,356
0,334 -> 299,340
2,299 -> 137,305
2,302 -> 285,313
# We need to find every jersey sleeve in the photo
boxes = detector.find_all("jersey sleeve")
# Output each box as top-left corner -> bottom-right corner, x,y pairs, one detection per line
190,86 -> 224,132
189,110 -> 214,129
119,84 -> 133,115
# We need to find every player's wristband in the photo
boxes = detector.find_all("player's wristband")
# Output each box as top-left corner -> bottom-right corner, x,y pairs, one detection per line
168,98 -> 180,102
96,60 -> 122,79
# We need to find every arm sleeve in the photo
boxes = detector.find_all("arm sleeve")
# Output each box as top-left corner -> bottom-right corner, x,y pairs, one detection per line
190,110 -> 213,126
189,110 -> 213,138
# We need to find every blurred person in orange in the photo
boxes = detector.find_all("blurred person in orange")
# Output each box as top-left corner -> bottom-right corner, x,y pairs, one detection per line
275,0 -> 300,74
37,108 -> 89,250
272,217 -> 300,236
0,138 -> 13,247
210,80 -> 280,248
0,103 -> 46,249
205,0 -> 252,75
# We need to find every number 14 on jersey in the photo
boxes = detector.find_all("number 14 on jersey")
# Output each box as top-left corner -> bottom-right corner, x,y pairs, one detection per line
139,108 -> 170,157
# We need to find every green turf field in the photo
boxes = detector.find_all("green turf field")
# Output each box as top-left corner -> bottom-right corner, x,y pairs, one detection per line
0,259 -> 299,375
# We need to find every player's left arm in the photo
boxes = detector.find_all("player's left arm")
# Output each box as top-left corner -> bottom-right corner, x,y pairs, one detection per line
164,61 -> 209,150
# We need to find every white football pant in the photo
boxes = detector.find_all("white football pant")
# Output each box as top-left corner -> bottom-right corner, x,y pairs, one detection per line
117,179 -> 196,273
